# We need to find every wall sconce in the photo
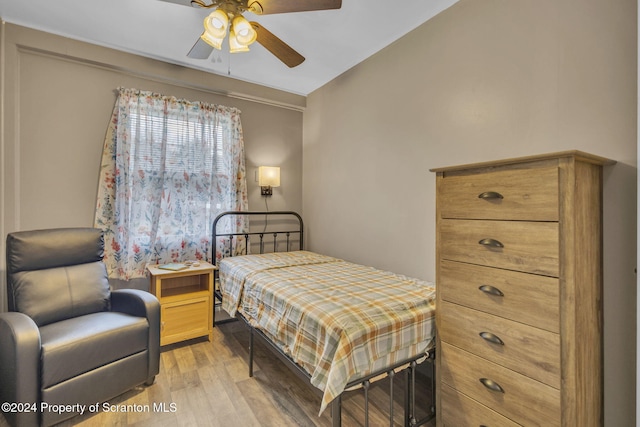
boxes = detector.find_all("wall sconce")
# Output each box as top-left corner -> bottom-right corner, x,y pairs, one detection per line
258,166 -> 280,196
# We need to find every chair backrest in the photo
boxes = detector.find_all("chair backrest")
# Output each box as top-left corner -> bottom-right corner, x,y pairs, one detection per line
6,228 -> 110,326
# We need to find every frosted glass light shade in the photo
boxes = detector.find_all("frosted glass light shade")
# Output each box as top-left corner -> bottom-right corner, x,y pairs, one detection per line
232,15 -> 257,46
204,9 -> 228,38
229,30 -> 250,53
201,32 -> 224,50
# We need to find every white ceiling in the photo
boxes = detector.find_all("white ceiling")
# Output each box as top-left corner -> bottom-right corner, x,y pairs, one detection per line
0,0 -> 458,96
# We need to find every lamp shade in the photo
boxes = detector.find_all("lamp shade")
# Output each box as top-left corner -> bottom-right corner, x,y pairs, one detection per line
258,166 -> 280,187
204,9 -> 228,39
232,15 -> 257,46
201,31 -> 225,50
201,10 -> 228,49
229,29 -> 250,53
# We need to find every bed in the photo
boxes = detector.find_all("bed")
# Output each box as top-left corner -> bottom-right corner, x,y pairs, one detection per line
212,211 -> 436,427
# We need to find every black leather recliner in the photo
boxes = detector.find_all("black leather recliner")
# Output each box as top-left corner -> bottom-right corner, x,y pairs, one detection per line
0,228 -> 160,427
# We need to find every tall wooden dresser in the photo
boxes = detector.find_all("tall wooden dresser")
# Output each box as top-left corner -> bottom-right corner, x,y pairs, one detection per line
431,151 -> 614,426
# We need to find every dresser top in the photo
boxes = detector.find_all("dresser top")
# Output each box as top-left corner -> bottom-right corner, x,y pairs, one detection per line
430,150 -> 616,173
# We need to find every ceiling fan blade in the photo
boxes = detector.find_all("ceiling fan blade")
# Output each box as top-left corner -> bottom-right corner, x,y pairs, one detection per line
247,0 -> 341,15
250,22 -> 305,68
156,0 -> 194,6
157,0 -> 222,8
187,37 -> 215,59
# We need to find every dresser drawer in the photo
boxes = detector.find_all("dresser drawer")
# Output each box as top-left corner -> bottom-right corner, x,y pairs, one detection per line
439,219 -> 559,277
439,301 -> 560,388
439,260 -> 559,333
438,165 -> 559,221
441,384 -> 521,427
440,342 -> 560,426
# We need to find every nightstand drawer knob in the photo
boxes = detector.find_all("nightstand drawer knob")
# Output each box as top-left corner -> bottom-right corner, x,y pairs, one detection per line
478,238 -> 504,248
479,331 -> 505,346
478,191 -> 504,200
479,378 -> 505,393
478,285 -> 504,297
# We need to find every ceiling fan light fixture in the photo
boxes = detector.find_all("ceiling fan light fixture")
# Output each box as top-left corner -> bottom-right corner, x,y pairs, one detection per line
186,0 -> 332,66
200,31 -> 225,50
203,9 -> 228,39
232,15 -> 258,46
229,29 -> 251,53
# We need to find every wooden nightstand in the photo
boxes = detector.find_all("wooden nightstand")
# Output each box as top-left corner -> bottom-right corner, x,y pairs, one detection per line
147,262 -> 215,346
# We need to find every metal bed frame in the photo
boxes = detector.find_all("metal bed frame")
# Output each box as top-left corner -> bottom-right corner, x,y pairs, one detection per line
211,211 -> 435,427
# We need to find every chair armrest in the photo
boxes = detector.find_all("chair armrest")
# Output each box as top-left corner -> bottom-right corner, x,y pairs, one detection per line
0,312 -> 41,427
111,289 -> 159,319
110,289 -> 160,379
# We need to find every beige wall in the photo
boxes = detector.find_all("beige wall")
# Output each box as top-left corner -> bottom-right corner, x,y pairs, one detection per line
1,0 -> 637,423
304,0 -> 637,425
0,22 -> 304,301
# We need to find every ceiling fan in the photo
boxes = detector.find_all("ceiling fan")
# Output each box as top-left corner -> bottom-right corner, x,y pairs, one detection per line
183,0 -> 343,68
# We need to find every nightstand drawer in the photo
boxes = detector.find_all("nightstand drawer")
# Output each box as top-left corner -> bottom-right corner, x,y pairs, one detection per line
441,384 -> 520,427
440,260 -> 559,333
439,301 -> 560,388
438,165 -> 558,221
439,219 -> 559,277
440,342 -> 560,427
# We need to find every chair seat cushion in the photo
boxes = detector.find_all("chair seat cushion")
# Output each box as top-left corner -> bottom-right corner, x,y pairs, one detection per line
39,311 -> 149,388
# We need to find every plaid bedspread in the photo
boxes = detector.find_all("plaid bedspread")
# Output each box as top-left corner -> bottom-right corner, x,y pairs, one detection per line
218,251 -> 436,414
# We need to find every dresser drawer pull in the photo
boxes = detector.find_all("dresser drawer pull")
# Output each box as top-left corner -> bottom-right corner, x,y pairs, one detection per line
479,331 -> 505,345
478,285 -> 504,297
478,191 -> 504,200
478,238 -> 504,248
479,378 -> 505,393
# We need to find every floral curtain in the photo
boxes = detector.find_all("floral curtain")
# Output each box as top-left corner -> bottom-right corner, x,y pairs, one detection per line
95,88 -> 248,280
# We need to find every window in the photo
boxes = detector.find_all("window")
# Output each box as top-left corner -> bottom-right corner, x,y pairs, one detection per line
95,88 -> 248,280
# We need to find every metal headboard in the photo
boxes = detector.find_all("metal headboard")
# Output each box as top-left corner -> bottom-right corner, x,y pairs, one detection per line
211,210 -> 304,267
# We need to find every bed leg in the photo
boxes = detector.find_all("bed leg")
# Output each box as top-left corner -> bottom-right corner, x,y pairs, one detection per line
405,361 -> 418,427
429,351 -> 436,420
331,395 -> 342,427
404,367 -> 411,427
249,327 -> 254,377
388,370 -> 395,427
363,380 -> 370,427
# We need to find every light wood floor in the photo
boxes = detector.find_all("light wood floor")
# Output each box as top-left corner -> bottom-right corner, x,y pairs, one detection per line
1,321 -> 435,427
